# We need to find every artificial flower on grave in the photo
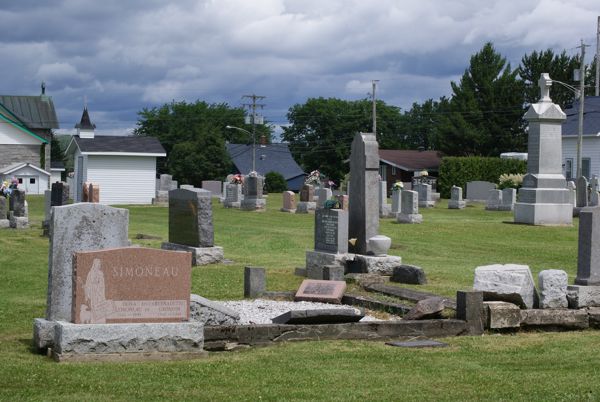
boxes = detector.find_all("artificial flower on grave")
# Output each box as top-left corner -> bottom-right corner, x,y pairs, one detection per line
230,174 -> 244,185
327,180 -> 336,189
305,170 -> 322,186
392,181 -> 404,191
419,170 -> 429,177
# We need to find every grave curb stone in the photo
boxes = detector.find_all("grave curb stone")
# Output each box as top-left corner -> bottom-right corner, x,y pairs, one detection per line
190,294 -> 240,325
482,301 -> 521,329
567,285 -> 600,308
271,308 -> 365,325
519,309 -> 589,329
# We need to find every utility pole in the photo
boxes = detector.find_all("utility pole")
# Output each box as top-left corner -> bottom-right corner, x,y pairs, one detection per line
242,94 -> 266,173
371,80 -> 379,137
576,40 -> 588,178
596,16 -> 599,96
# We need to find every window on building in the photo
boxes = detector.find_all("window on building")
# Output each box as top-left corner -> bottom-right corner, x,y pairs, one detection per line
30,178 -> 36,184
379,165 -> 387,179
582,158 -> 591,180
565,158 -> 573,179
18,178 -> 23,184
391,166 -> 396,176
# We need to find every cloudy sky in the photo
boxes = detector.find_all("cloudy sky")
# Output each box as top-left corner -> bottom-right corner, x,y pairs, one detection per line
1,0 -> 598,136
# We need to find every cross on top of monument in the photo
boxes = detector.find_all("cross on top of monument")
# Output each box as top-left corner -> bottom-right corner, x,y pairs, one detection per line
538,73 -> 552,103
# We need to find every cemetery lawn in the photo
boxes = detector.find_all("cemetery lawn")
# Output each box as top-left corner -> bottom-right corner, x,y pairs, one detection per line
1,194 -> 599,401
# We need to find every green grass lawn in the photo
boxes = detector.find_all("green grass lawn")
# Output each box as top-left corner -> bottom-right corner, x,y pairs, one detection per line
1,193 -> 599,401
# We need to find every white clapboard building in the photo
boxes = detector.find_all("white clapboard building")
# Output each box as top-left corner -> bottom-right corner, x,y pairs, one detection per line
65,107 -> 166,204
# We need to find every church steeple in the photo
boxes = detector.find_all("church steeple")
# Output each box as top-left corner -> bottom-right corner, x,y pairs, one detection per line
75,106 -> 96,138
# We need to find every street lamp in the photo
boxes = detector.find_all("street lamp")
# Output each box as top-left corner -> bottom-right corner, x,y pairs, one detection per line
226,125 -> 256,173
550,79 -> 584,178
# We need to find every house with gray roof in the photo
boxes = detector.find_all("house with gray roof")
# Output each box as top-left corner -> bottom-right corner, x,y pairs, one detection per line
65,107 -> 166,204
0,84 -> 59,193
561,96 -> 600,180
226,143 -> 306,191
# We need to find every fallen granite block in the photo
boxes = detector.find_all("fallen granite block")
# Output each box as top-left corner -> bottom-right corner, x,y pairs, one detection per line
567,285 -> 600,308
271,308 -> 365,324
519,309 -> 589,329
538,269 -> 568,309
403,297 -> 445,320
473,264 -> 539,309
190,294 -> 240,326
390,264 -> 427,285
588,307 -> 600,328
363,283 -> 456,310
348,255 -> 402,275
484,301 -> 521,329
53,321 -> 205,362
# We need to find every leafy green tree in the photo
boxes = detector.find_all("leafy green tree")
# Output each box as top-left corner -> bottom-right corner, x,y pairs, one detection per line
401,98 -> 447,150
134,100 -> 272,183
519,49 -> 580,108
265,171 -> 287,192
283,97 -> 404,182
435,42 -> 526,156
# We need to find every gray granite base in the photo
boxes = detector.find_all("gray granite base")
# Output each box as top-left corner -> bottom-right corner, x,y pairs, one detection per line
9,216 -> 28,229
240,198 -> 266,211
419,201 -> 435,208
513,202 -> 573,226
33,318 -> 56,351
161,242 -> 224,265
397,213 -> 423,224
305,250 -> 353,273
567,285 -> 600,308
350,255 -> 402,275
296,202 -> 316,214
52,321 -> 205,362
0,219 -> 9,228
380,205 -> 393,218
448,200 -> 466,209
223,201 -> 241,209
280,208 -> 296,213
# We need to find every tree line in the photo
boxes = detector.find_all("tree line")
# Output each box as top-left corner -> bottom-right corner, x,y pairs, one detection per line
134,42 -> 598,185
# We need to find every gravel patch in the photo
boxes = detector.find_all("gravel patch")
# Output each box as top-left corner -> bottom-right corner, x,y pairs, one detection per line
221,299 -> 382,324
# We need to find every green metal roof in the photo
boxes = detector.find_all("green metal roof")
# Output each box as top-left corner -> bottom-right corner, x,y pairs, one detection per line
0,95 -> 59,129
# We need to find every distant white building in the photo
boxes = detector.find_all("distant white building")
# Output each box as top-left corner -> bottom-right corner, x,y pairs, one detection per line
0,162 -> 50,194
64,107 -> 166,204
561,96 -> 600,180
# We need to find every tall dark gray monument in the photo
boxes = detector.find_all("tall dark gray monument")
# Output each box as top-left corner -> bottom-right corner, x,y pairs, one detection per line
576,207 -> 600,285
348,132 -> 379,255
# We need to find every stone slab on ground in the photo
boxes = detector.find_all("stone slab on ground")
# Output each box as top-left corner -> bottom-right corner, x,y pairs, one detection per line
473,264 -> 539,309
161,242 -> 223,266
203,320 -> 467,350
52,321 -> 205,361
294,280 -> 346,304
588,307 -> 600,328
190,294 -> 240,326
519,309 -> 589,329
363,283 -> 457,310
271,308 -> 365,324
483,301 -> 521,329
386,339 -> 449,348
347,254 -> 402,275
341,294 -> 412,315
390,264 -> 427,285
403,297 -> 445,320
567,285 -> 600,308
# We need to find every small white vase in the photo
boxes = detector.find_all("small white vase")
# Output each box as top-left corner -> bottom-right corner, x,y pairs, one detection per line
367,235 -> 391,256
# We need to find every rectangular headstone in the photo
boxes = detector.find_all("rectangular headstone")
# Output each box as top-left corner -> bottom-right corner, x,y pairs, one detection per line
401,190 -> 418,214
244,175 -> 263,199
201,180 -> 222,197
576,207 -> 600,285
225,183 -> 242,203
314,209 -> 348,253
348,132 -> 379,255
159,174 -> 174,191
316,187 -> 332,209
88,183 -> 100,203
72,247 -> 192,323
499,188 -> 517,211
11,189 -> 26,217
51,182 -> 68,207
244,266 -> 266,298
294,279 -> 346,304
282,191 -> 296,211
485,189 -> 502,211
46,203 -> 130,321
168,188 -> 214,247
336,194 -> 349,211
82,182 -> 90,202
44,190 -> 52,221
300,184 -> 314,202
391,189 -> 401,214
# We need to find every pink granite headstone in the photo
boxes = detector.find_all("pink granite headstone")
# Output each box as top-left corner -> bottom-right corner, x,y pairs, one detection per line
282,191 -> 296,212
294,279 -> 346,304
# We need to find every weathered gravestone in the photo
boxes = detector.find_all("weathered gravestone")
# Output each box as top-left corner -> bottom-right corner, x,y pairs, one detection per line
281,191 -> 296,213
414,183 -> 435,208
514,73 -> 572,225
33,203 -> 130,350
244,266 -> 266,298
9,189 -> 28,228
379,180 -> 392,217
466,181 -> 496,201
567,181 -> 576,208
575,207 -> 600,286
72,247 -> 192,323
473,264 -> 539,309
0,197 -> 9,228
485,189 -> 502,211
241,174 -> 266,211
538,269 -> 568,309
202,180 -> 222,198
499,188 -> 517,211
316,187 -> 333,209
82,182 -> 90,202
336,194 -> 349,211
306,208 -> 349,279
296,184 -> 316,213
391,189 -> 402,214
397,190 -> 422,224
448,185 -> 466,209
51,182 -> 69,206
88,183 -> 100,203
223,183 -> 242,208
161,188 -> 224,265
153,174 -> 176,205
348,132 -> 379,255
